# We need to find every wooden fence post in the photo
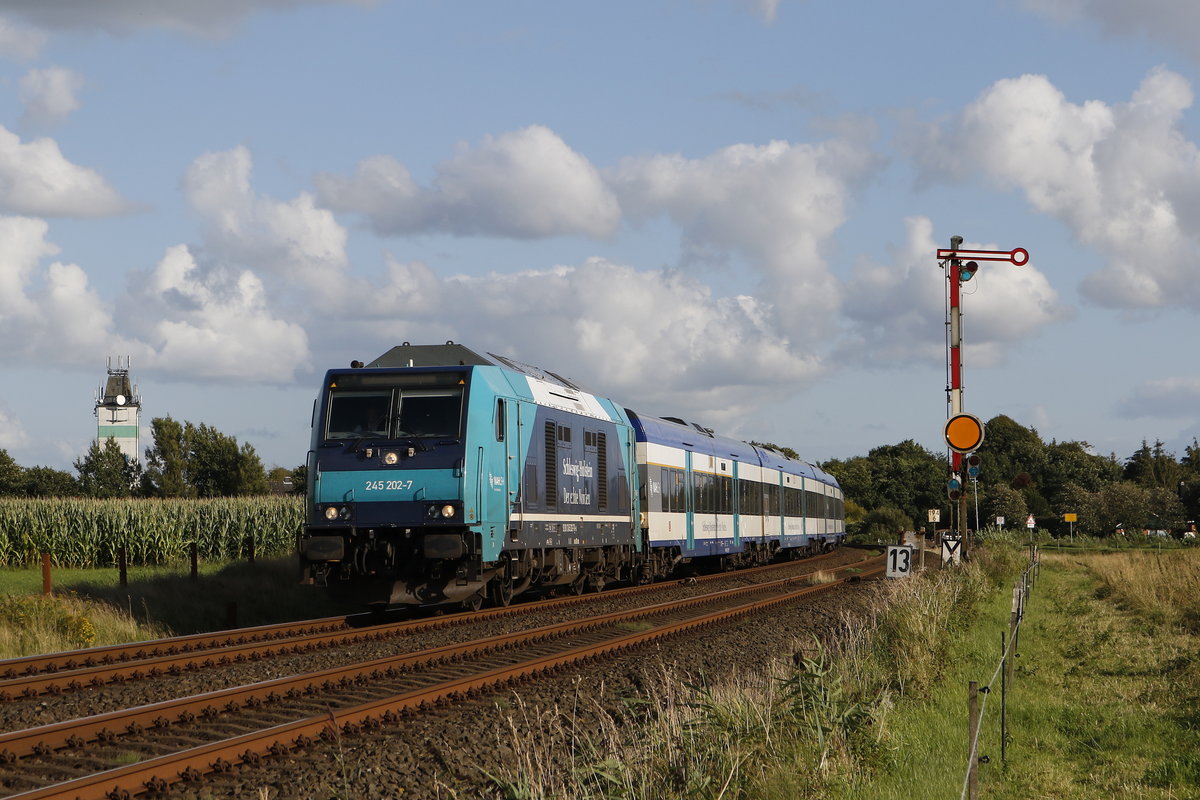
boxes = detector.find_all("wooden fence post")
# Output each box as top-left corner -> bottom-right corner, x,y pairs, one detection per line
968,680 -> 981,800
41,553 -> 52,596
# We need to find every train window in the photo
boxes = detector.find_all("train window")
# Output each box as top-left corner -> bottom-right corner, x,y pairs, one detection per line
325,390 -> 392,439
496,399 -> 505,442
396,389 -> 463,438
558,425 -> 572,443
664,468 -> 684,513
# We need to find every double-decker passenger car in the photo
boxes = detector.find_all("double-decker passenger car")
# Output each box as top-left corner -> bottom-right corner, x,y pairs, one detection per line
299,343 -> 844,608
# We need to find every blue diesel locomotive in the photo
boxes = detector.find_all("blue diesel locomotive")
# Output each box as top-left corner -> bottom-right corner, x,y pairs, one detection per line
299,343 -> 844,608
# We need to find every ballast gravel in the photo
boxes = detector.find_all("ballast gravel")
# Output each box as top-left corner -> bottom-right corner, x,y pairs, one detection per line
0,547 -> 915,799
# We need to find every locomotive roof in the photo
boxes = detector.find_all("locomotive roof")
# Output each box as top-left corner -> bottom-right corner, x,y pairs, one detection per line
369,343 -> 496,368
367,343 -> 588,393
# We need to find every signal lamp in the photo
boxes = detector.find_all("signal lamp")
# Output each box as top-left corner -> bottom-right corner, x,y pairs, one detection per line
959,260 -> 979,282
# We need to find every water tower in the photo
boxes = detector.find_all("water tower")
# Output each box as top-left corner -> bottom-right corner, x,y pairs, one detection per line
95,357 -> 141,464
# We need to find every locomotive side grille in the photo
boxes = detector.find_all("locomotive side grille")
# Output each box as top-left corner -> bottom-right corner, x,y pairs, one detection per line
597,431 -> 608,511
545,421 -> 557,507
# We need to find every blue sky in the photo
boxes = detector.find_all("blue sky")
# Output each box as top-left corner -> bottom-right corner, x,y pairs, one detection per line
0,0 -> 1198,478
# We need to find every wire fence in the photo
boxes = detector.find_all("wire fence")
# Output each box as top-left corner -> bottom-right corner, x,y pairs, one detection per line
959,544 -> 1040,800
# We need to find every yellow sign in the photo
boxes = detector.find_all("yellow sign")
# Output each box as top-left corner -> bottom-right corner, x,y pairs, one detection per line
1064,513 -> 1077,522
944,413 -> 985,454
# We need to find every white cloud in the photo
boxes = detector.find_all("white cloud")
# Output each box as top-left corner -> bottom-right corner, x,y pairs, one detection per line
316,125 -> 621,239
746,0 -> 781,23
125,244 -> 310,382
842,217 -> 1071,368
909,68 -> 1200,311
0,126 -> 126,216
0,216 -> 145,366
0,1 -> 371,37
607,136 -> 883,339
183,146 -> 349,299
1022,0 -> 1200,63
1117,376 -> 1200,419
339,255 -> 823,423
0,15 -> 47,60
0,214 -> 309,383
19,67 -> 84,127
0,407 -> 30,451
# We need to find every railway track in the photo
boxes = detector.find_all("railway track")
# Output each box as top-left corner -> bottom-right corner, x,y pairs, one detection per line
0,549 -> 857,702
0,554 -> 883,800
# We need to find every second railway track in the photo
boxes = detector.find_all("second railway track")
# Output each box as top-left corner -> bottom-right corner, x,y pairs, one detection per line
0,548 -> 866,704
0,553 -> 884,800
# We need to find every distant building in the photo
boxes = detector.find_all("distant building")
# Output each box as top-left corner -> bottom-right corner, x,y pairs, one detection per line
95,357 -> 141,464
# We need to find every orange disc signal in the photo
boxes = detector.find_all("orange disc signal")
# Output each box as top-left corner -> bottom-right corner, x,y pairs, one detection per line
945,413 -> 985,454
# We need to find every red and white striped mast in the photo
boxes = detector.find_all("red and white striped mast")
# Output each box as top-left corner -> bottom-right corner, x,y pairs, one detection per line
938,237 -> 1029,538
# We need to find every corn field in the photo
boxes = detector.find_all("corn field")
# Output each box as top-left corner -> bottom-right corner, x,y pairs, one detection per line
0,497 -> 304,568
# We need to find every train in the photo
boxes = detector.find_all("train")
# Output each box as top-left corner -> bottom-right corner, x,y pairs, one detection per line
298,343 -> 845,609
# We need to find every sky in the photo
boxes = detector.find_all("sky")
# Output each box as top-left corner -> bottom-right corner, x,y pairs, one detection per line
0,0 -> 1199,476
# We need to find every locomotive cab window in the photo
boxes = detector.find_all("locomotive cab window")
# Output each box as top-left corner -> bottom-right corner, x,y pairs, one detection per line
396,389 -> 463,437
325,386 -> 463,440
326,390 -> 392,439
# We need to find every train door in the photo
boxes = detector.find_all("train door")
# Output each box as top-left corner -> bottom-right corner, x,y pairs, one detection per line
732,461 -> 741,549
478,397 -> 511,561
684,450 -> 695,553
502,398 -> 523,535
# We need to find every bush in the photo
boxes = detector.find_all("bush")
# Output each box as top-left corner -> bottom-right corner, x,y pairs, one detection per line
854,507 -> 915,543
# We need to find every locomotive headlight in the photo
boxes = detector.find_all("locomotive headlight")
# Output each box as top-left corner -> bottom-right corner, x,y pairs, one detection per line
338,506 -> 352,520
426,503 -> 457,519
383,451 -> 399,465
324,506 -> 339,521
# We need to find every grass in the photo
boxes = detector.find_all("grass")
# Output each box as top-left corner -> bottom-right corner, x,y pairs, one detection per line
0,555 -> 360,658
487,543 -> 1200,799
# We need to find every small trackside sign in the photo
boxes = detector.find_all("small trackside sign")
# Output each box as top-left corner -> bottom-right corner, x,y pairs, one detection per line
942,536 -> 962,565
886,545 -> 915,578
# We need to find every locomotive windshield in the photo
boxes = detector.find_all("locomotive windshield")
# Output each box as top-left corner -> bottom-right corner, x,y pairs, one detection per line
325,386 -> 464,440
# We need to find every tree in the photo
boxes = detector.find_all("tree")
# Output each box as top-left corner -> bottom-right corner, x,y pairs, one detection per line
979,416 -> 1047,484
823,440 -> 943,524
290,464 -> 307,495
1096,482 -> 1151,537
22,466 -> 78,497
1041,440 -> 1121,509
183,422 -> 268,496
982,484 -> 1027,529
142,417 -> 191,497
858,506 -> 914,542
75,438 -> 140,498
1123,439 -> 1183,491
185,423 -> 242,496
0,449 -> 22,495
235,442 -> 268,495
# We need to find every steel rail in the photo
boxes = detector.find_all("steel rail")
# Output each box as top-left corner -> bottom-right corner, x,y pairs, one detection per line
0,616 -> 352,680
0,557 -> 879,762
4,562 -> 884,800
0,549 -> 861,700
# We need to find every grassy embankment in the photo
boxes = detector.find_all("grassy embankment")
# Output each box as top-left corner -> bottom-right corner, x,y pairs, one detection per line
490,539 -> 1200,799
0,556 -> 361,658
0,495 -> 363,658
